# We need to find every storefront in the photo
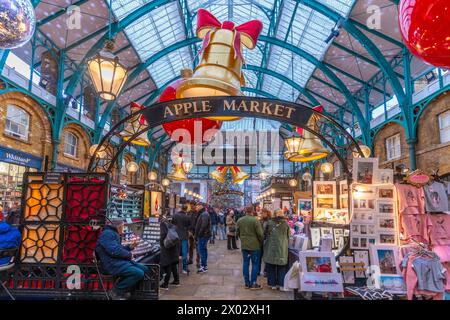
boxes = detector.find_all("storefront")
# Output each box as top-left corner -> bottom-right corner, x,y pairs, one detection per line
0,145 -> 42,209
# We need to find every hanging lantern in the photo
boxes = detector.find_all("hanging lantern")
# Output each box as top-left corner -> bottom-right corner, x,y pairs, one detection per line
289,178 -> 298,188
175,9 -> 263,121
182,160 -> 194,174
89,144 -> 107,159
320,162 -> 333,174
148,171 -> 158,181
87,40 -> 128,101
231,166 -> 249,184
210,166 -> 229,184
161,178 -> 170,187
399,0 -> 450,68
0,0 -> 36,49
286,106 -> 329,162
352,144 -> 371,158
168,163 -> 188,181
126,161 -> 139,173
260,171 -> 268,180
270,188 -> 276,195
188,191 -> 193,196
120,102 -> 150,147
161,73 -> 222,145
284,136 -> 303,155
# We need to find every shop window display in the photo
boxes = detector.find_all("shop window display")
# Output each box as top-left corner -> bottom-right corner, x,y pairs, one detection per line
0,162 -> 36,208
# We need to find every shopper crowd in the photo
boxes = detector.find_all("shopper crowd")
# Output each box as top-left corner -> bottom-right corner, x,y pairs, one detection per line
155,200 -> 291,293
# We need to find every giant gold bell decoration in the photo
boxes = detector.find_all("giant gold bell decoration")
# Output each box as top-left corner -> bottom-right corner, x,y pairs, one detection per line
285,106 -> 329,162
176,9 -> 263,121
210,166 -> 229,184
168,163 -> 188,181
120,102 -> 150,147
230,166 -> 249,184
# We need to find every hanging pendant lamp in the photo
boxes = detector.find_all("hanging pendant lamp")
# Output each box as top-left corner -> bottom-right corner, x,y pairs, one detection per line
87,39 -> 128,101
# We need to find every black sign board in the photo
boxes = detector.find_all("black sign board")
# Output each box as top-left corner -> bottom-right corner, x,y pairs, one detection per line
44,172 -> 63,184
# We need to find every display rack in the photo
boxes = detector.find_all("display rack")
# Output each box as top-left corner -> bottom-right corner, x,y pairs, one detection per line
107,185 -> 144,223
0,172 -> 159,300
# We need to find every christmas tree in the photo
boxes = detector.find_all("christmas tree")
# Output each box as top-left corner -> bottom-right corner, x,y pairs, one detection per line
207,175 -> 244,209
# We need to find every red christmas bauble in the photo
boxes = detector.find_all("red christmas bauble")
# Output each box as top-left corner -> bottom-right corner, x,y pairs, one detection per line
399,0 -> 450,68
160,79 -> 222,145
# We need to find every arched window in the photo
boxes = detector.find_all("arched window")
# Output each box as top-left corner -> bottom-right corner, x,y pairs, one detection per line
63,132 -> 78,157
5,105 -> 30,140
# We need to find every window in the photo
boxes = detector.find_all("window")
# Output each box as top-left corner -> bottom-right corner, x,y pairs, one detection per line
439,110 -> 450,144
63,132 -> 78,157
5,105 -> 30,140
386,134 -> 401,161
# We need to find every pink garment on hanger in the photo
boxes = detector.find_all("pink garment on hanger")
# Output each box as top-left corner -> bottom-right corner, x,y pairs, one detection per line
396,184 -> 426,215
428,214 -> 450,246
399,214 -> 431,244
432,245 -> 450,262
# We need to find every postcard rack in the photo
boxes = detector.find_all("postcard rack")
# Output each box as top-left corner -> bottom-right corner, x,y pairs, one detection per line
1,172 -> 159,300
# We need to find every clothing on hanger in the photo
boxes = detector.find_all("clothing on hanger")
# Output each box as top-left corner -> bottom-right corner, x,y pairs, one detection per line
424,181 -> 449,213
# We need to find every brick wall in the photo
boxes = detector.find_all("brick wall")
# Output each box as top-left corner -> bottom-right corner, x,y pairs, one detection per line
373,91 -> 450,175
0,92 -> 53,168
57,123 -> 92,171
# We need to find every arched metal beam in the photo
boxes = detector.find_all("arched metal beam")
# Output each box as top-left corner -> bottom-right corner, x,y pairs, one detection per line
298,0 -> 406,107
64,0 -> 172,96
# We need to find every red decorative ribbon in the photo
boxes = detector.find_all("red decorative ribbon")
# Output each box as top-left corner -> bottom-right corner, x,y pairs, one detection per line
296,105 -> 323,135
130,102 -> 147,125
197,9 -> 263,61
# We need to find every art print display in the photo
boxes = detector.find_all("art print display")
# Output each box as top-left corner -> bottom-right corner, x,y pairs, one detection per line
311,228 -> 321,248
353,198 -> 375,211
369,245 -> 401,275
316,197 -> 335,209
298,199 -> 312,212
378,217 -> 395,231
299,251 -> 343,293
354,250 -> 369,278
313,181 -> 337,211
320,227 -> 333,238
314,209 -> 349,224
150,191 -> 163,216
353,158 -> 378,184
339,180 -> 348,195
377,169 -> 394,184
379,187 -> 394,199
315,182 -> 335,196
379,275 -> 407,294
352,211 -> 375,224
379,233 -> 396,245
339,256 -> 355,284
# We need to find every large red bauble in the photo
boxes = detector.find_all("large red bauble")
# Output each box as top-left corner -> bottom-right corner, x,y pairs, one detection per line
160,79 -> 222,145
399,0 -> 450,68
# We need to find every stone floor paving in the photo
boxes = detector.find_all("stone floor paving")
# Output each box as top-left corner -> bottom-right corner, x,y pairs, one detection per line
160,239 -> 291,300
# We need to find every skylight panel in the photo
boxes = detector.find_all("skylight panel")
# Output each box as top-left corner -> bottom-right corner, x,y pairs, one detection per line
317,0 -> 356,17
111,0 -> 153,20
148,47 -> 192,87
243,69 -> 258,88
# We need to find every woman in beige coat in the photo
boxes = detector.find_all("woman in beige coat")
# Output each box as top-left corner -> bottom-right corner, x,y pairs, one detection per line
226,210 -> 238,250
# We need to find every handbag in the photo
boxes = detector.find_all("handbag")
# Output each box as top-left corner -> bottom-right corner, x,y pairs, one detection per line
163,223 -> 179,249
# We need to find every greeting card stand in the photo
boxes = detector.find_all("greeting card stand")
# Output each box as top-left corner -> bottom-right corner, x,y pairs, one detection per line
0,172 -> 160,300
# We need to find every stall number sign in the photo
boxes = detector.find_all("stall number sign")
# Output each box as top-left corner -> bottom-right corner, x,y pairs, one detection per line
44,172 -> 63,184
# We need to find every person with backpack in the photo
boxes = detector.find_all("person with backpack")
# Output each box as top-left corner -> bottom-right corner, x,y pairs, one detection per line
159,215 -> 180,290
263,209 -> 290,290
217,209 -> 226,240
194,203 -> 211,273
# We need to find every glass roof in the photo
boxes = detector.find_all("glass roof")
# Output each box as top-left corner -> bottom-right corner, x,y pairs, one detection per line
110,0 -> 357,113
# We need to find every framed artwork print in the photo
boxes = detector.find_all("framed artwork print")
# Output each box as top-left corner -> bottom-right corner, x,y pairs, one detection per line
353,158 -> 379,184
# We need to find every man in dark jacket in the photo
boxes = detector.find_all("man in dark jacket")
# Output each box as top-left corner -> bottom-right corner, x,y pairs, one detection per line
159,216 -> 180,290
172,202 -> 191,273
95,220 -> 146,300
194,203 -> 211,273
188,201 -> 200,267
209,207 -> 218,244
0,219 -> 21,265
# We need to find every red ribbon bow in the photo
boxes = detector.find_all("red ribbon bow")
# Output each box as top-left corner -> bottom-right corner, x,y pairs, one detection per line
296,105 -> 323,135
196,9 -> 263,61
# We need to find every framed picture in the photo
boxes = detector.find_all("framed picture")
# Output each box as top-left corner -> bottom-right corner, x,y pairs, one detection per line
378,216 -> 395,231
339,256 -> 355,284
314,181 -> 336,196
340,180 -> 349,195
379,233 -> 396,245
353,198 -> 375,211
352,211 -> 374,224
378,201 -> 394,214
300,251 -> 337,273
379,275 -> 407,294
320,227 -> 333,238
379,187 -> 394,199
369,245 -> 401,275
298,199 -> 312,212
350,236 -> 359,249
340,197 -> 348,209
316,197 -> 335,209
314,209 -> 349,224
344,229 -> 350,237
300,272 -> 344,293
333,228 -> 344,248
353,158 -> 379,184
311,228 -> 321,248
353,250 -> 369,278
377,169 -> 394,184
353,185 -> 377,198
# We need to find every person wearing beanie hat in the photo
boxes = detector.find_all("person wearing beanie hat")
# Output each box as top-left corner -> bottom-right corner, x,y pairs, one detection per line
95,219 -> 147,300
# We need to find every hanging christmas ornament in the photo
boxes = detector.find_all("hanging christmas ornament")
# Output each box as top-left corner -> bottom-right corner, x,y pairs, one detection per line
230,166 -> 249,184
0,0 -> 36,49
160,70 -> 222,145
120,102 -> 150,147
175,9 -> 263,121
210,166 -> 229,184
399,0 -> 450,68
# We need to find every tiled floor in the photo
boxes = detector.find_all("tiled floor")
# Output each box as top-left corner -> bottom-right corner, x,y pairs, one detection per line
159,239 -> 291,300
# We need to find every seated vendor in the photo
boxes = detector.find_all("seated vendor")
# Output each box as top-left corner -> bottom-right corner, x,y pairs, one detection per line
0,211 -> 21,266
95,220 -> 148,300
